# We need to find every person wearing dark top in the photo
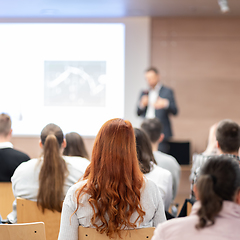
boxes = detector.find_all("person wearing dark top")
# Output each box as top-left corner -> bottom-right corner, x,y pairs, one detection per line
137,67 -> 178,153
0,113 -> 30,182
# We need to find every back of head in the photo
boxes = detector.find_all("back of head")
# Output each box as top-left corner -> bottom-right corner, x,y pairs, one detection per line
134,127 -> 157,174
63,132 -> 89,159
78,118 -> 145,238
0,113 -> 11,137
196,155 -> 240,229
141,118 -> 162,143
38,123 -> 67,212
216,119 -> 240,154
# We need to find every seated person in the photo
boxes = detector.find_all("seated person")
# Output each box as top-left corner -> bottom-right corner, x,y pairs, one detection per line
63,132 -> 89,160
190,122 -> 219,183
7,123 -> 90,223
0,113 -> 30,182
191,119 -> 240,200
141,118 -> 180,200
58,118 -> 166,240
152,155 -> 240,240
134,127 -> 172,211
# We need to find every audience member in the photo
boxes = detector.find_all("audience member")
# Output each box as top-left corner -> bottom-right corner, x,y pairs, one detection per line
190,122 -> 219,184
152,156 -> 240,240
190,119 -> 240,200
141,118 -> 180,200
134,127 -> 172,211
63,132 -> 89,160
7,123 -> 90,223
190,122 -> 219,199
0,113 -> 30,182
216,119 -> 240,161
58,119 -> 166,240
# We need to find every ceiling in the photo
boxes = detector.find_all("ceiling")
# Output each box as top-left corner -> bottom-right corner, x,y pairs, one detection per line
0,0 -> 240,18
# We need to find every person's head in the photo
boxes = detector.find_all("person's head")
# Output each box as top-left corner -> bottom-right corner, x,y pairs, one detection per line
37,123 -> 68,212
195,156 -> 240,229
140,118 -> 164,144
134,128 -> 157,174
40,123 -> 65,149
0,113 -> 12,140
76,118 -> 145,238
145,67 -> 160,88
216,119 -> 240,154
63,132 -> 89,160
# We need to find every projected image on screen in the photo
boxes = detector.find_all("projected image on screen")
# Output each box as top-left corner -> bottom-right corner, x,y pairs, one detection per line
0,23 -> 125,136
44,61 -> 106,107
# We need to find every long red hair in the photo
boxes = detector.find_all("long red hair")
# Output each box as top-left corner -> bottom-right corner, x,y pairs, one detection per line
75,118 -> 145,238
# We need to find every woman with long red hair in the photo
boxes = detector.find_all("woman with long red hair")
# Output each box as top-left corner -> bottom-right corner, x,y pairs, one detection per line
58,118 -> 166,240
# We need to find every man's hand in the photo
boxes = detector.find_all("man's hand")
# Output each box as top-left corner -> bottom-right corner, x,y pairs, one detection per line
154,97 -> 169,109
140,95 -> 149,108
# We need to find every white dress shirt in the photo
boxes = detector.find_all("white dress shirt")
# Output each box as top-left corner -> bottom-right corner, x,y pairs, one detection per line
145,84 -> 162,119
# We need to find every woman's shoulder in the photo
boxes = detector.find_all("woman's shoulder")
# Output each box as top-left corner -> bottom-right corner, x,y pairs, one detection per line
142,177 -> 161,197
63,179 -> 88,208
63,156 -> 90,170
13,158 -> 40,174
153,214 -> 198,239
146,164 -> 171,181
65,180 -> 88,199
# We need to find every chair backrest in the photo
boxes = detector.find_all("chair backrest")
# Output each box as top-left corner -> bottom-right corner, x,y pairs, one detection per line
187,201 -> 193,216
17,198 -> 61,240
78,226 -> 155,240
0,222 -> 46,240
0,182 -> 15,219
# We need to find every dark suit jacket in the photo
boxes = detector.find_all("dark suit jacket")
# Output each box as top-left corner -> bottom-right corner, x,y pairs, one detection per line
0,148 -> 30,182
137,85 -> 178,140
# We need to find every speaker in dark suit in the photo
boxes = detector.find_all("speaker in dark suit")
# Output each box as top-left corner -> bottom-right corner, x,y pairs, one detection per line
137,67 -> 178,153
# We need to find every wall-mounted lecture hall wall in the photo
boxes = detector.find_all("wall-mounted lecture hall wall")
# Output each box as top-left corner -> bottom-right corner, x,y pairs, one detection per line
151,17 -> 240,156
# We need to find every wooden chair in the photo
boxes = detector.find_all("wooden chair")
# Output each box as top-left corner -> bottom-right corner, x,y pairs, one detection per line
17,198 -> 61,240
78,226 -> 155,240
0,182 -> 15,219
0,222 -> 46,240
186,201 -> 193,216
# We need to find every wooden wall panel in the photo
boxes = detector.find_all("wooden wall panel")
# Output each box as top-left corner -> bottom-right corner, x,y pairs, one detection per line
11,136 -> 95,159
151,17 -> 240,154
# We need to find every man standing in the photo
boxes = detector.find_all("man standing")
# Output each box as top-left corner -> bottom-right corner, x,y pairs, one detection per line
0,113 -> 30,182
137,67 -> 178,153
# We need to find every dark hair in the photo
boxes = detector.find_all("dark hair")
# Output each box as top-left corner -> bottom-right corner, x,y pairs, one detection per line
141,118 -> 162,143
145,67 -> 159,75
37,123 -> 68,212
75,119 -> 145,238
63,132 -> 89,160
134,128 -> 157,174
196,155 -> 240,229
216,119 -> 240,153
0,113 -> 11,136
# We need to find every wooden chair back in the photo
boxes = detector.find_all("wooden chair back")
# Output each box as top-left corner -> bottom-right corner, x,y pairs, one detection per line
0,182 -> 15,219
0,222 -> 46,240
17,198 -> 61,240
187,201 -> 193,216
78,226 -> 155,240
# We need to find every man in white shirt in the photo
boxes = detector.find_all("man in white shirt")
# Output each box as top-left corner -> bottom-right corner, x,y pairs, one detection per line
137,67 -> 178,153
0,113 -> 30,182
141,117 -> 181,200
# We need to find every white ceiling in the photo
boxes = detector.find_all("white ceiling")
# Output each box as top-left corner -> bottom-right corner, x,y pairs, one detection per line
0,0 -> 240,18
